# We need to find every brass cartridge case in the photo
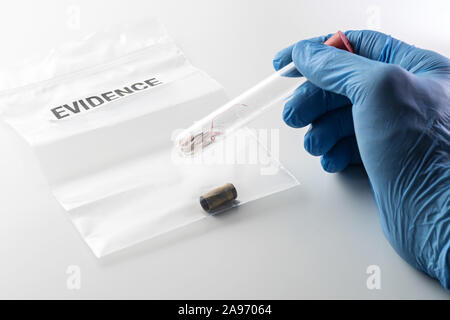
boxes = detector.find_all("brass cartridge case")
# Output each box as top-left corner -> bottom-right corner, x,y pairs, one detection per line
199,183 -> 237,213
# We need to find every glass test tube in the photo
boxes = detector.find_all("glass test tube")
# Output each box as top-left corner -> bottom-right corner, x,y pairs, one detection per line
175,31 -> 354,156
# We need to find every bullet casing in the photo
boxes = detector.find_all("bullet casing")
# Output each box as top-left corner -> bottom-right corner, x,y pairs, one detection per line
199,183 -> 237,213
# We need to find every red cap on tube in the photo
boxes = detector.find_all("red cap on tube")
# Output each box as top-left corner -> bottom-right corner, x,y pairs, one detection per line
324,31 -> 354,53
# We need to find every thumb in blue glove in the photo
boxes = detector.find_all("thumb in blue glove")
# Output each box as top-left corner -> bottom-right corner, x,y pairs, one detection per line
273,30 -> 450,290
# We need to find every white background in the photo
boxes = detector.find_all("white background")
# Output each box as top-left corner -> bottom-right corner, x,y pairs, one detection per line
0,0 -> 449,299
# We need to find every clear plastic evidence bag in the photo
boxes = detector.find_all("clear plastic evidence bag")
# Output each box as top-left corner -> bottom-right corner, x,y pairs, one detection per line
0,20 -> 299,257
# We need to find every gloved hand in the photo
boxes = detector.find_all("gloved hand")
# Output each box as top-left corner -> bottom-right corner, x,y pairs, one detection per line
273,30 -> 450,290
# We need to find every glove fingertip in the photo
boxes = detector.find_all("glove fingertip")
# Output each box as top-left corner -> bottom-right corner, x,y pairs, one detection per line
321,156 -> 336,173
273,46 -> 294,71
282,104 -> 303,128
303,132 -> 312,154
273,58 -> 282,71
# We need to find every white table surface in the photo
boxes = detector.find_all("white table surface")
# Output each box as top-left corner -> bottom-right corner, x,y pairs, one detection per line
0,0 -> 449,299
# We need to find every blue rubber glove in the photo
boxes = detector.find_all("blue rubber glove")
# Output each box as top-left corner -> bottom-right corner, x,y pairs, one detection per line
273,30 -> 450,290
